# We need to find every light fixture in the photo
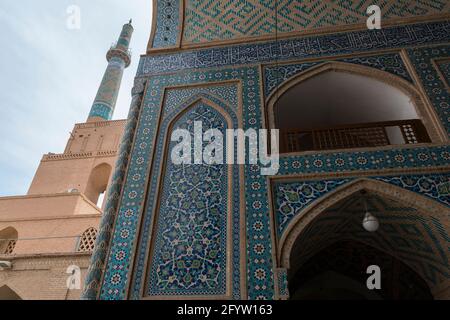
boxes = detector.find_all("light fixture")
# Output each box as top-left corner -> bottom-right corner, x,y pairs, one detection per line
363,211 -> 379,232
361,191 -> 379,232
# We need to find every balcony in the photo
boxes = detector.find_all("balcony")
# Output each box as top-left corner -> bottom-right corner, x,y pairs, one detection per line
280,119 -> 431,153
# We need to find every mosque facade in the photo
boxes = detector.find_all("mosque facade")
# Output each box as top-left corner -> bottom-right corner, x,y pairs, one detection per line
1,1 -> 449,300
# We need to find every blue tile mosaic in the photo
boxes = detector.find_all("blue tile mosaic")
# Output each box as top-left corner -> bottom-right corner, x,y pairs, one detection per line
90,19 -> 450,300
152,0 -> 181,48
263,53 -> 413,97
273,173 -> 450,239
147,104 -> 228,296
140,21 -> 450,76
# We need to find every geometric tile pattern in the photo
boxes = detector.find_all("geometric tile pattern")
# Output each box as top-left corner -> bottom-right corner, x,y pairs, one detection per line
152,0 -> 181,48
263,53 -> 412,96
407,46 -> 450,135
375,174 -> 450,207
128,87 -> 242,299
163,84 -> 238,115
89,20 -> 132,120
183,0 -> 450,44
275,268 -> 289,299
90,18 -> 450,300
437,61 -> 450,88
274,179 -> 351,234
277,145 -> 450,176
89,103 -> 115,120
89,57 -> 127,120
99,67 -> 274,300
100,62 -> 450,300
100,65 -> 450,300
82,78 -> 147,300
147,103 -> 228,296
140,21 -> 450,76
287,194 -> 450,288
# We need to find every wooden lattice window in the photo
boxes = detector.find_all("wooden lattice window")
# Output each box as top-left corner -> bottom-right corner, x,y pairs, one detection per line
280,119 -> 430,153
77,227 -> 98,252
0,227 -> 18,255
3,240 -> 16,255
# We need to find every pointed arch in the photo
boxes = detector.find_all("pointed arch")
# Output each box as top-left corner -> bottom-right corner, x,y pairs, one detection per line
266,61 -> 446,144
276,178 -> 450,296
167,93 -> 235,131
278,178 -> 450,268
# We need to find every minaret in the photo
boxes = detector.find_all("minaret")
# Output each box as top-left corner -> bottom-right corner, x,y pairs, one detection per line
87,20 -> 133,122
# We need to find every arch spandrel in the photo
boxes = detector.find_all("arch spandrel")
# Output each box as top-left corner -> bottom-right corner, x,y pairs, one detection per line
266,61 -> 446,145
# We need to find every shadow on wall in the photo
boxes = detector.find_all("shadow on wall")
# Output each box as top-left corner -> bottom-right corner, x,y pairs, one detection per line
85,163 -> 112,208
0,285 -> 22,300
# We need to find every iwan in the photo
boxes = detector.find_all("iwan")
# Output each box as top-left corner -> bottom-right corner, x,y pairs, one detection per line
177,304 -> 212,318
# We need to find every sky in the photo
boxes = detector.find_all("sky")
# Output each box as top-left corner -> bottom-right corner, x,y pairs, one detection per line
0,1 -> 152,196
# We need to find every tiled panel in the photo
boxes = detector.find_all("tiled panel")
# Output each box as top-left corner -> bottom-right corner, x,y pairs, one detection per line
273,173 -> 450,236
407,46 -> 450,135
95,18 -> 450,300
140,21 -> 450,75
152,0 -> 181,48
147,103 -> 229,297
263,53 -> 412,96
183,0 -> 450,44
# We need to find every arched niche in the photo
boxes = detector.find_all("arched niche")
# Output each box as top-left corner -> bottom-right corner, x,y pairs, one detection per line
266,62 -> 445,153
277,179 -> 450,299
85,163 -> 112,207
143,98 -> 235,298
77,227 -> 98,252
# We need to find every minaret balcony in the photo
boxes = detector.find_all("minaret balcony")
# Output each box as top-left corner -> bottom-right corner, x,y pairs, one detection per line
106,43 -> 132,67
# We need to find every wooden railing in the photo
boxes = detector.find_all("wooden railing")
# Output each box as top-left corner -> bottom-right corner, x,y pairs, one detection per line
280,119 -> 430,153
